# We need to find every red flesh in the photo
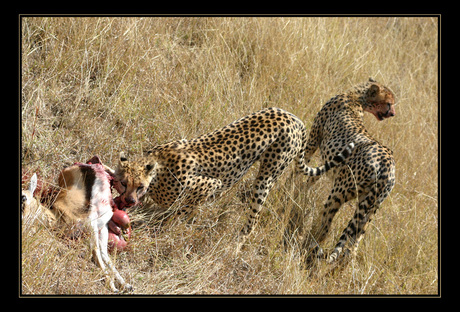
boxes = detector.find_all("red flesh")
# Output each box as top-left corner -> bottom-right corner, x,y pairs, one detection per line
108,207 -> 132,252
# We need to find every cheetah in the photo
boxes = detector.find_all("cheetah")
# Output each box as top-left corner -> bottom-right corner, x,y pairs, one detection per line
113,107 -> 354,252
303,78 -> 396,263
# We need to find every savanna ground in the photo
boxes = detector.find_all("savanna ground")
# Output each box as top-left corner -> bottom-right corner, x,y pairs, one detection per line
20,16 -> 438,295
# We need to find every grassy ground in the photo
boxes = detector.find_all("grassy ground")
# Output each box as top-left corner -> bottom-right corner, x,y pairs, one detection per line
21,16 -> 438,295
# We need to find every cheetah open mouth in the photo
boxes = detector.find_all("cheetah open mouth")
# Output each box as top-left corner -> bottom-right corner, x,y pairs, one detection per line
376,112 -> 386,121
375,109 -> 394,121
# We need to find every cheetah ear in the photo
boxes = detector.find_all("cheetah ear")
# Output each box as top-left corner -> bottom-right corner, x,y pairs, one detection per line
367,83 -> 381,98
145,162 -> 158,176
119,152 -> 128,163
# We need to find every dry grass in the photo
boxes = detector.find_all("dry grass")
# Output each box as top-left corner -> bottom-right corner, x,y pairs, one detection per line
21,16 -> 438,295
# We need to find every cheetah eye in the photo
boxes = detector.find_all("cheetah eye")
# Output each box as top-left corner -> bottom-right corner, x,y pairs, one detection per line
137,185 -> 144,193
120,181 -> 127,188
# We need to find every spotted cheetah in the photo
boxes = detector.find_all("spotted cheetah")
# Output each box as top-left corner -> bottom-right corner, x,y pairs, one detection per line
113,107 -> 354,251
303,78 -> 396,263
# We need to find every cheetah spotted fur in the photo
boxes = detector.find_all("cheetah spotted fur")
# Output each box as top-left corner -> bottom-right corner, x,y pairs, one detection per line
304,78 -> 396,263
114,107 -> 354,252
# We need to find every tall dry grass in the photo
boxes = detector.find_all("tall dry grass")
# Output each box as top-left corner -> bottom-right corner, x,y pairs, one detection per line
21,16 -> 438,295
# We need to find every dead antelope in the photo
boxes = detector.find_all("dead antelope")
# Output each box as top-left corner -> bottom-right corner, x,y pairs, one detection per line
21,158 -> 132,293
21,173 -> 57,231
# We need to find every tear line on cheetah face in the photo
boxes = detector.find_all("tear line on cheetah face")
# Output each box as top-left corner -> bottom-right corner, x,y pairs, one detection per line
364,83 -> 396,121
113,153 -> 158,208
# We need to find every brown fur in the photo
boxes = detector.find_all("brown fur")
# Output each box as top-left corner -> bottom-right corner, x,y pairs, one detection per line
22,165 -> 132,293
52,167 -> 93,233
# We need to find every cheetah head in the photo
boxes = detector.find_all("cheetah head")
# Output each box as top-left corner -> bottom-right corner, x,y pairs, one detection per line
113,153 -> 158,207
363,82 -> 396,121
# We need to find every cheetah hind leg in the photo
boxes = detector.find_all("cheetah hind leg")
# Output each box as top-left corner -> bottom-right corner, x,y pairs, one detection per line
235,166 -> 281,255
328,194 -> 380,263
235,195 -> 263,255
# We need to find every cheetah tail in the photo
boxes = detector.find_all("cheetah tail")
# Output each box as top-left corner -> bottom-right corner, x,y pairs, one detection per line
298,142 -> 355,176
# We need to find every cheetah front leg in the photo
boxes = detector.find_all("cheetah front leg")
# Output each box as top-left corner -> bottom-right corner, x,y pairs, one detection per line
176,174 -> 223,219
167,175 -> 225,260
